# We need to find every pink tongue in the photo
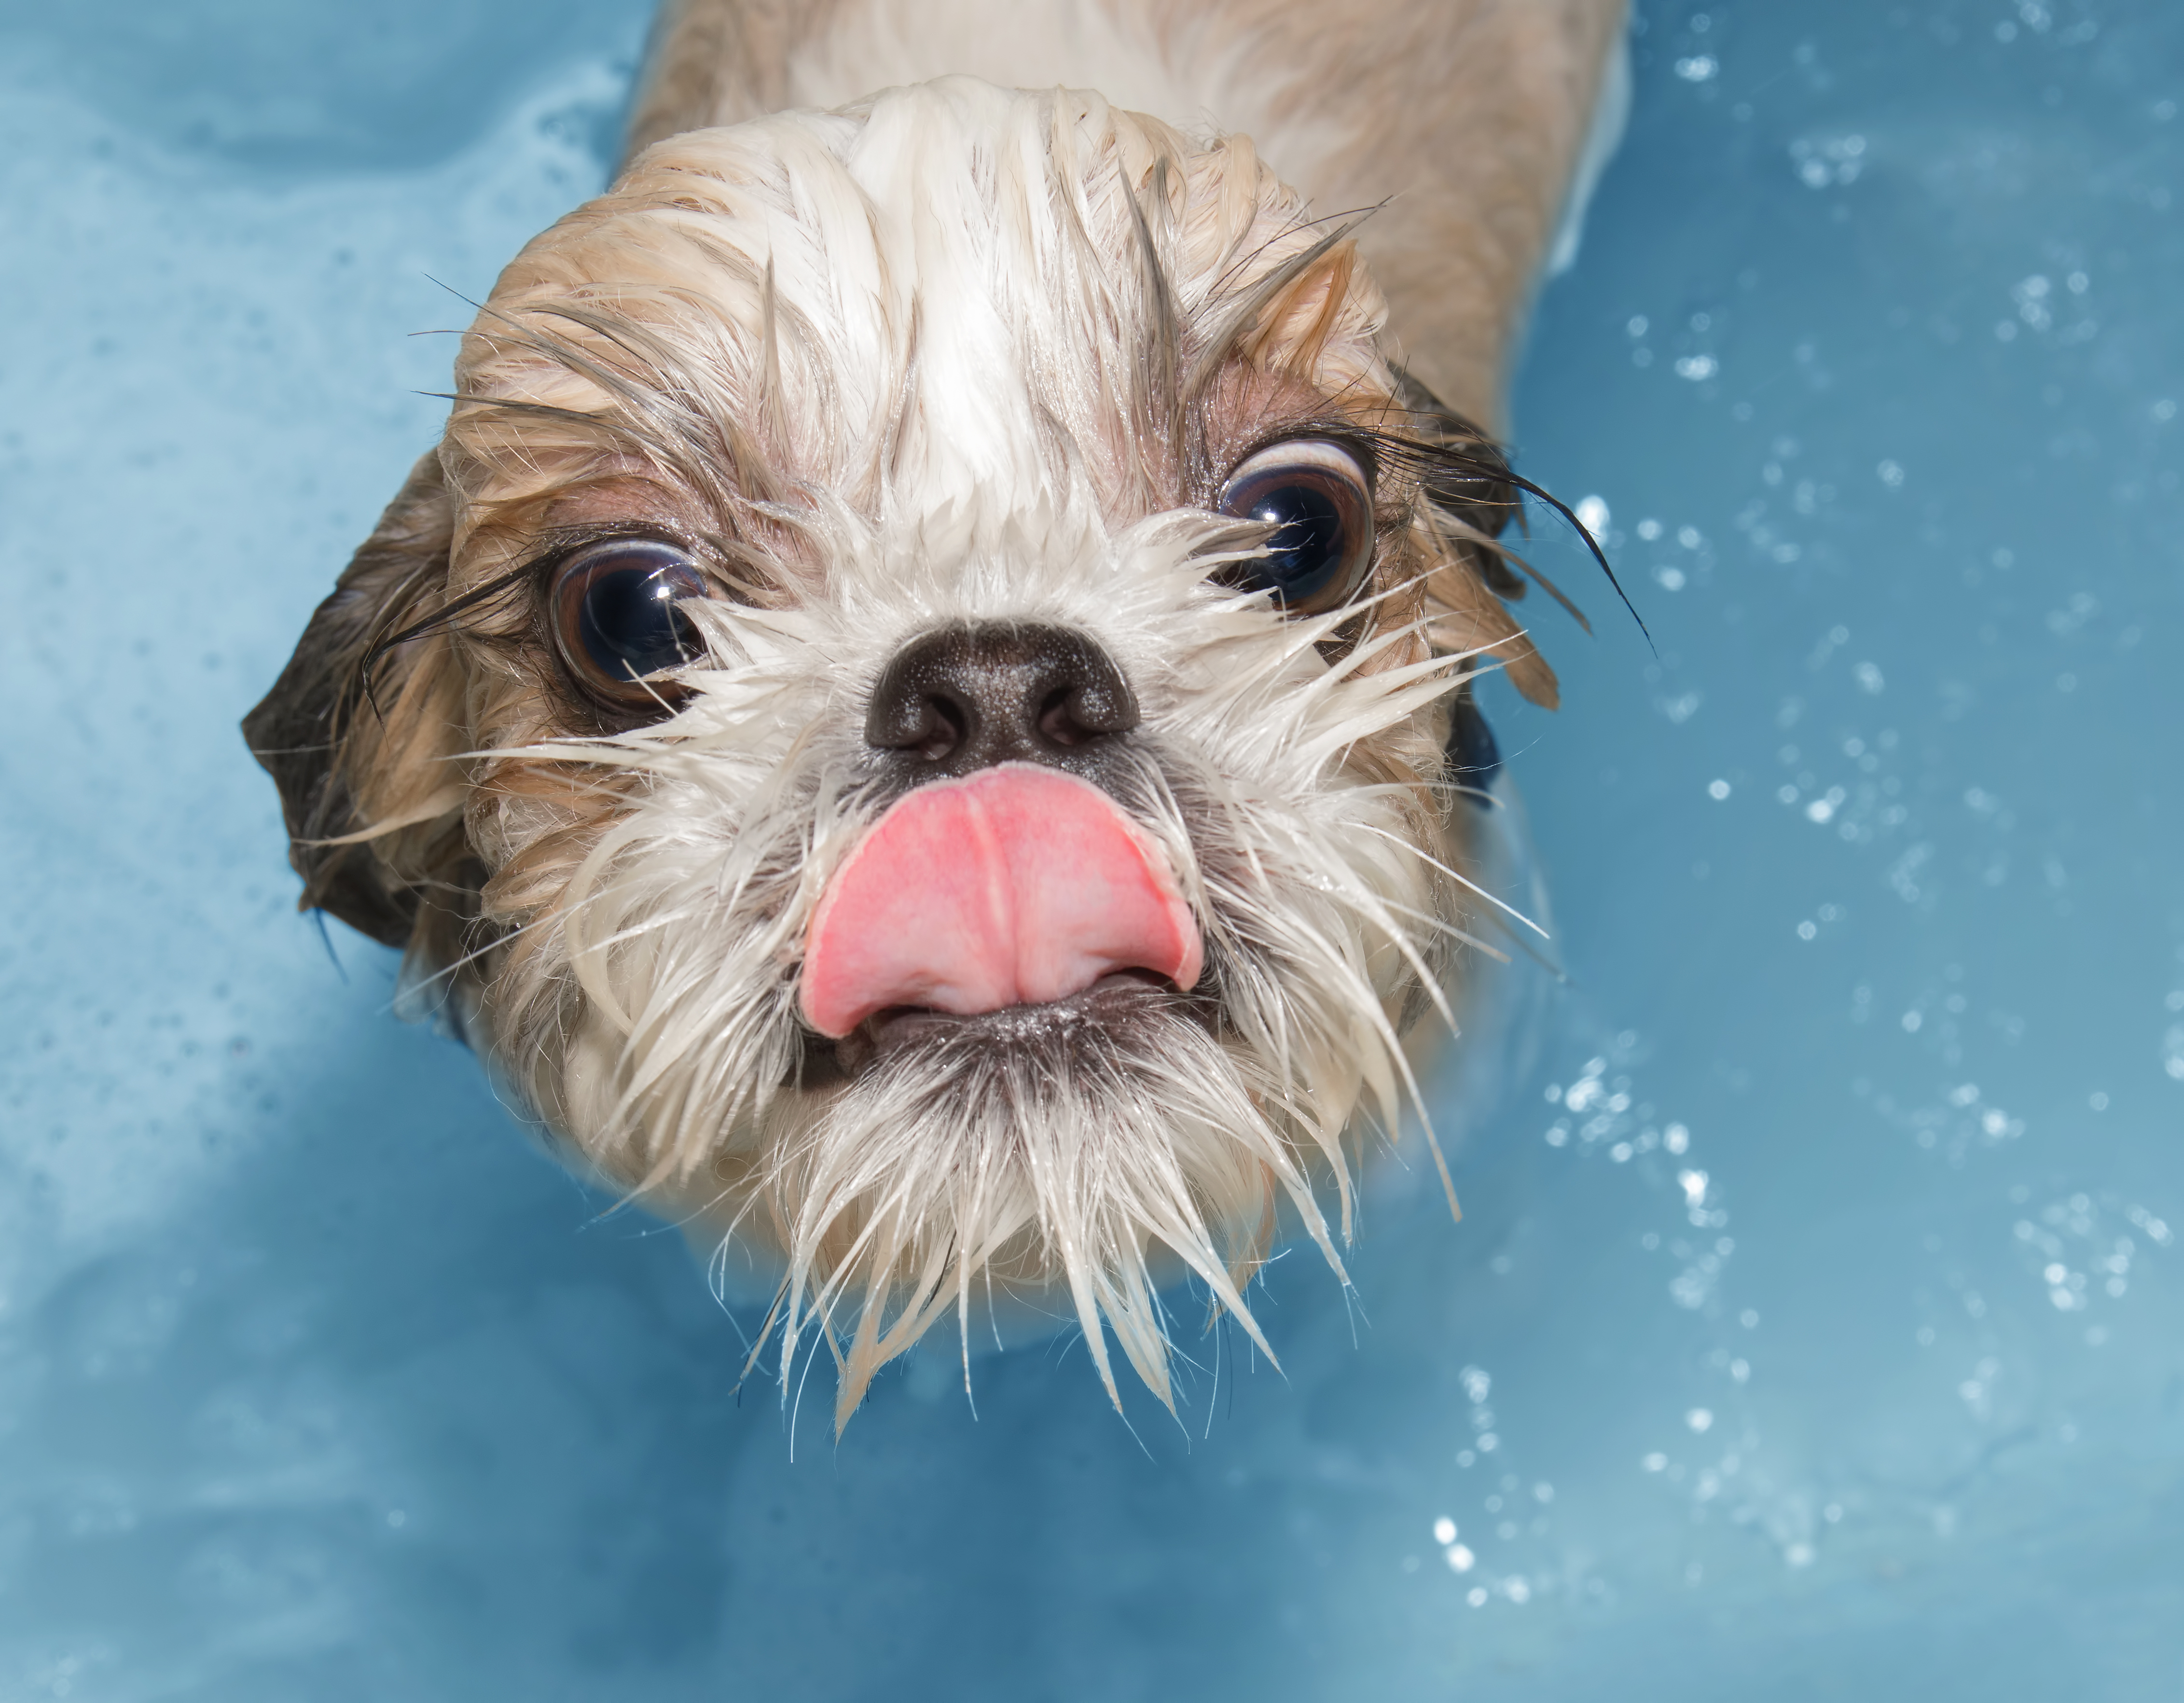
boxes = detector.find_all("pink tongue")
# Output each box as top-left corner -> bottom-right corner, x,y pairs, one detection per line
799,763 -> 1203,1039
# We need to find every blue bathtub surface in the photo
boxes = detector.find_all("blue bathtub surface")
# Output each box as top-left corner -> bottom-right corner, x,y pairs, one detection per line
0,4 -> 2179,1698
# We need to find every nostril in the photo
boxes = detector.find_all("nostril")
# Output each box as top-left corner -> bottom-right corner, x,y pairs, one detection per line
1036,688 -> 1085,748
866,665 -> 973,762
909,695 -> 967,762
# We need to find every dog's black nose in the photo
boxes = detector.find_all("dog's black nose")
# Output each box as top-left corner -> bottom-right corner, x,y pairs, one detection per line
865,622 -> 1140,784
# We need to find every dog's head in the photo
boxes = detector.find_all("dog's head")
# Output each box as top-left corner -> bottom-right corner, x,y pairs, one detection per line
246,78 -> 1560,1426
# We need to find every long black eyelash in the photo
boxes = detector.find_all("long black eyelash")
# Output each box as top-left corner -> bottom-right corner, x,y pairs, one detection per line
356,561 -> 537,722
1364,424 -> 1654,651
356,517 -> 751,721
1501,467 -> 1652,649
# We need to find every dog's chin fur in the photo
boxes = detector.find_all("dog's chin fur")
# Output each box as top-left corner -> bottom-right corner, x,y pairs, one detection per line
249,74 -> 1566,1430
497,488 -> 1464,1428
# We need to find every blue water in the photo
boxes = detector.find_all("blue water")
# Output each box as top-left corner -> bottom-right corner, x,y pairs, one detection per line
2,3 -> 2179,1697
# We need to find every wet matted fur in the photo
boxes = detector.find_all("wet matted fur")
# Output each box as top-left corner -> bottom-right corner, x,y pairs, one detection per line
246,1 -> 1627,1430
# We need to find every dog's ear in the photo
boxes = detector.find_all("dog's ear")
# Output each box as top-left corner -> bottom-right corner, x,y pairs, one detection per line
243,449 -> 472,948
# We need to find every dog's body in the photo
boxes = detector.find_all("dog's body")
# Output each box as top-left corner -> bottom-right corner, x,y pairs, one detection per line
628,0 -> 1628,430
247,0 -> 1625,1427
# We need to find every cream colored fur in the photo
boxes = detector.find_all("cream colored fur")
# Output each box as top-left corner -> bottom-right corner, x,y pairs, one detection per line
631,0 -> 1628,426
246,0 -> 1626,1431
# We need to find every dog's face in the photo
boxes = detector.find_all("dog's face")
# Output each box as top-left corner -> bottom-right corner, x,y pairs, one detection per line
248,78 -> 1557,1427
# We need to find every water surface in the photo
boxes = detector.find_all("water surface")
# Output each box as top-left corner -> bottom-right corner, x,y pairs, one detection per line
0,2 -> 2179,1697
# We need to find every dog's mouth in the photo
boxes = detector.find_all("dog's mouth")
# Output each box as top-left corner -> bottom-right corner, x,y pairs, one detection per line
791,762 -> 1206,1085
798,762 -> 1201,1030
864,967 -> 1175,1050
805,969 -> 1199,1081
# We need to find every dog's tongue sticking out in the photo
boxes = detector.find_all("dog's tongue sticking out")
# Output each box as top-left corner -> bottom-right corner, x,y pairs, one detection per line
800,764 -> 1202,1039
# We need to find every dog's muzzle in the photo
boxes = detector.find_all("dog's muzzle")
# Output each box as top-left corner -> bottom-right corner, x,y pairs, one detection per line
798,622 -> 1200,1040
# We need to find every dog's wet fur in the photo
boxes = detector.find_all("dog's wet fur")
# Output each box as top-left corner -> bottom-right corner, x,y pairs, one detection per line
247,0 -> 1626,1428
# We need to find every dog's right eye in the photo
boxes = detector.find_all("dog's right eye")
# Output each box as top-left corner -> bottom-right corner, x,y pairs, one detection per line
550,538 -> 708,713
1215,440 -> 1376,615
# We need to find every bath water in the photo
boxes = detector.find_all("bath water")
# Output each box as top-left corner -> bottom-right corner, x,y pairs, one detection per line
1,2 -> 2178,1697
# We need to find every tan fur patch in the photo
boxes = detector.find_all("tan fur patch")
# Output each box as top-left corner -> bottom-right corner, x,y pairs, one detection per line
248,14 -> 1621,1424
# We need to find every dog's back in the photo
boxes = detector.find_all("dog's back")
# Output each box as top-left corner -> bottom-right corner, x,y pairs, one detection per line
629,0 -> 1627,430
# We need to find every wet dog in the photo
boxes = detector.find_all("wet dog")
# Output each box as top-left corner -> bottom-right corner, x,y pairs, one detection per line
246,0 -> 1627,1428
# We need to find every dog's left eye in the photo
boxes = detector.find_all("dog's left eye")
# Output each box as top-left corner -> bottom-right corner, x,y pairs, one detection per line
550,538 -> 708,712
1215,440 -> 1375,614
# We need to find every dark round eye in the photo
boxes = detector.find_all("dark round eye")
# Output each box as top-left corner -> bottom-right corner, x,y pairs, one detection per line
1215,441 -> 1375,613
550,538 -> 708,711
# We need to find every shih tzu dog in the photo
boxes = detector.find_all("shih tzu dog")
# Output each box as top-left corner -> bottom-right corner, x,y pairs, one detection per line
246,0 -> 1629,1429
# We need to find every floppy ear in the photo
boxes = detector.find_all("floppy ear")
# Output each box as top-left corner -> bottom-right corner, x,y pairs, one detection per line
242,449 -> 472,949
